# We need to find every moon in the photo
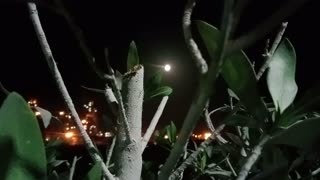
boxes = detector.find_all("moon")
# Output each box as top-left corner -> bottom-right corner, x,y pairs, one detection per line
164,64 -> 171,72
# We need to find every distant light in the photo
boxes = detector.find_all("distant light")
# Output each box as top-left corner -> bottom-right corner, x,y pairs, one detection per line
65,132 -> 73,138
35,111 -> 41,116
204,133 -> 212,140
66,127 -> 69,130
164,135 -> 169,139
45,137 -> 50,141
104,132 -> 112,137
59,111 -> 65,116
164,64 -> 171,72
81,119 -> 87,124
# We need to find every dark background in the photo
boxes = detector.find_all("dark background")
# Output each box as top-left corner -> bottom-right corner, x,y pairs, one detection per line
0,0 -> 319,131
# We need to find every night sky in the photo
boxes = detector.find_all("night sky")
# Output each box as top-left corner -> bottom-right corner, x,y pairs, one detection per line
0,0 -> 319,131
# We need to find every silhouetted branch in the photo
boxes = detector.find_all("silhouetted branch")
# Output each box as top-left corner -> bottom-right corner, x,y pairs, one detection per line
142,96 -> 169,151
226,0 -> 310,54
27,3 -> 115,180
256,22 -> 288,80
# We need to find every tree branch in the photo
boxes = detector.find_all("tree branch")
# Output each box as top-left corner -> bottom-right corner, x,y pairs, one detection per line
27,3 -> 115,180
158,1 -> 234,179
142,96 -> 169,151
183,0 -> 208,74
236,135 -> 271,180
256,22 -> 288,80
106,136 -> 116,168
69,156 -> 80,180
103,49 -> 132,143
226,0 -> 310,54
204,108 -> 228,144
169,124 -> 225,180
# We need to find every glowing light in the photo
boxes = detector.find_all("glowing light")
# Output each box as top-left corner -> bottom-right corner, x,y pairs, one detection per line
66,127 -> 69,130
45,137 -> 50,141
59,111 -> 65,116
65,132 -> 73,138
81,119 -> 87,124
164,135 -> 169,139
204,133 -> 212,140
35,111 -> 41,116
164,64 -> 171,72
105,132 -> 112,137
96,131 -> 103,137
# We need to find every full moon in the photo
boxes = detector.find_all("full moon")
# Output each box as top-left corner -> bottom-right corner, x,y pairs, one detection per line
164,64 -> 171,72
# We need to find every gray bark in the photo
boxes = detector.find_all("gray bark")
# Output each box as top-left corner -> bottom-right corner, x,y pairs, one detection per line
114,65 -> 144,180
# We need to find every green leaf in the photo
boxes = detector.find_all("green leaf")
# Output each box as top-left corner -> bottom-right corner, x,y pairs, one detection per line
196,20 -> 268,122
84,162 -> 102,180
268,117 -> 320,150
145,71 -> 162,92
167,121 -> 177,144
34,106 -> 52,128
200,152 -> 207,171
0,92 -> 46,180
145,86 -> 172,100
267,38 -> 298,114
279,85 -> 320,128
127,41 -> 139,71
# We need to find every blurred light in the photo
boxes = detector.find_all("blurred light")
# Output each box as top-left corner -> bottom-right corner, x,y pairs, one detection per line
204,133 -> 212,140
67,115 -> 71,119
45,137 -> 50,141
94,109 -> 97,112
96,131 -> 103,137
84,125 -> 87,130
35,111 -> 41,116
104,132 -> 112,137
71,126 -> 76,129
81,119 -> 87,124
65,132 -> 73,138
164,135 -> 169,139
164,64 -> 171,72
66,127 -> 69,130
59,111 -> 65,116
89,131 -> 92,134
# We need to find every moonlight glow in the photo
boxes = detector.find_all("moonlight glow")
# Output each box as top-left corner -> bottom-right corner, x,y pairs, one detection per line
164,64 -> 171,72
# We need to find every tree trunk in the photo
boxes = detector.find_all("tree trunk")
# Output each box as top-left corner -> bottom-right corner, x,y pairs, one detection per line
114,65 -> 144,180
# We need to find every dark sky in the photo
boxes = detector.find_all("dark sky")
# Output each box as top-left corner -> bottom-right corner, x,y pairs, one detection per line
0,0 -> 319,131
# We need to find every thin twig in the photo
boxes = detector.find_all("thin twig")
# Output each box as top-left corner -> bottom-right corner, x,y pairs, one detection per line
236,135 -> 271,180
226,0 -> 310,54
69,156 -> 79,180
27,3 -> 115,180
226,154 -> 237,177
169,124 -> 226,180
183,0 -> 208,74
142,96 -> 169,151
106,136 -> 116,168
0,82 -> 10,95
103,49 -> 132,143
256,22 -> 288,80
204,108 -> 228,144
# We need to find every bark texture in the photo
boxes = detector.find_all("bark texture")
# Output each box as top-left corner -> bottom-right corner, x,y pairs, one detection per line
114,65 -> 144,180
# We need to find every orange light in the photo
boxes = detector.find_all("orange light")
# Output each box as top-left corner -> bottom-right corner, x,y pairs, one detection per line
65,132 -> 73,138
81,119 -> 87,124
59,111 -> 65,116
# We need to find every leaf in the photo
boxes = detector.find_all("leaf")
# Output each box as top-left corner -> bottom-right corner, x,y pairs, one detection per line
145,86 -> 172,100
114,70 -> 123,90
196,20 -> 268,122
84,162 -> 102,180
227,88 -> 239,100
279,85 -> 320,128
0,92 -> 46,180
145,71 -> 163,92
127,41 -> 139,71
167,121 -> 177,144
34,106 -> 52,128
268,117 -> 320,150
267,38 -> 298,114
200,152 -> 207,171
223,114 -> 260,128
